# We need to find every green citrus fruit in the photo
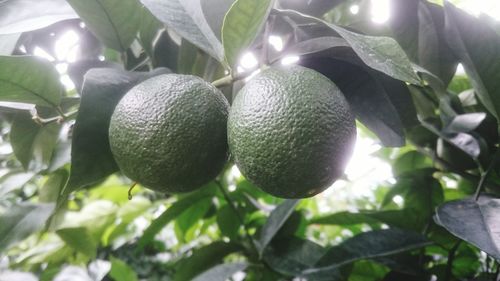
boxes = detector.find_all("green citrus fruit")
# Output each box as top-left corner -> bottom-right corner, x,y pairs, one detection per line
109,74 -> 229,193
228,65 -> 356,198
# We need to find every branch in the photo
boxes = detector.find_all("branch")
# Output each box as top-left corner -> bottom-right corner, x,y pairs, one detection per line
444,241 -> 461,281
474,149 -> 500,200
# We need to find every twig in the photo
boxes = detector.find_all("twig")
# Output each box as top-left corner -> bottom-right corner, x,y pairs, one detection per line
215,180 -> 260,257
474,149 -> 500,200
444,240 -> 461,281
128,182 -> 137,200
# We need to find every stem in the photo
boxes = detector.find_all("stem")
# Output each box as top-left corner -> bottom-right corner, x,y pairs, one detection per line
211,75 -> 234,88
474,149 -> 500,201
128,182 -> 137,200
444,241 -> 461,281
215,180 -> 259,257
260,15 -> 274,67
55,106 -> 67,120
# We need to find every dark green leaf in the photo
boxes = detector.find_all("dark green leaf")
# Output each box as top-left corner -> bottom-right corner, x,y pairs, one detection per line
192,262 -> 247,281
258,199 -> 299,256
64,67 -> 169,194
10,112 -> 61,171
444,2 -> 500,120
142,0 -> 224,61
264,237 -> 330,276
67,60 -> 123,94
0,203 -> 55,252
109,256 -> 138,281
279,37 -> 349,59
174,242 -> 242,281
0,0 -> 77,34
435,195 -> 500,259
0,56 -> 63,107
67,0 -> 141,51
56,227 -> 97,258
137,186 -> 215,250
217,204 -> 241,240
302,229 -> 431,279
392,151 -> 432,177
417,2 -> 458,85
222,0 -> 274,68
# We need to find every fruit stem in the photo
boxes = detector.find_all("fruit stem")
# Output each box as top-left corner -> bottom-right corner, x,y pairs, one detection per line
128,182 -> 137,200
211,75 -> 234,88
473,149 -> 500,201
215,180 -> 260,257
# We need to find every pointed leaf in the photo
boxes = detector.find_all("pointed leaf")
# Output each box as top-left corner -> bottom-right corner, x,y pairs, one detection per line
302,229 -> 431,278
258,199 -> 299,256
435,196 -> 500,259
141,0 -> 224,61
64,67 -> 170,194
109,257 -> 138,281
192,262 -> 248,281
174,242 -> 242,281
0,56 -> 63,107
222,0 -> 274,68
444,2 -> 500,119
0,202 -> 55,252
0,0 -> 77,34
56,227 -> 97,258
66,0 -> 141,51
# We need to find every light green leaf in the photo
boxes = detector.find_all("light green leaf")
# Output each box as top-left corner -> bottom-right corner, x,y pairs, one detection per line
109,257 -> 138,281
66,0 -> 141,51
0,56 -> 63,107
222,0 -> 274,68
56,227 -> 97,258
0,203 -> 55,252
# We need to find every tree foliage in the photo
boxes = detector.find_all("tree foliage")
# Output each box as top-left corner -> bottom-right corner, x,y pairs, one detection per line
1,0 -> 500,280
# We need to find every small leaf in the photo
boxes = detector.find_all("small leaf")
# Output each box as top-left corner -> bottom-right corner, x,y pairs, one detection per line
258,199 -> 299,256
435,195 -> 500,259
0,0 -> 77,34
192,262 -> 248,281
109,257 -> 138,281
175,198 -> 212,241
64,67 -> 169,194
67,0 -> 142,51
0,171 -> 36,196
0,56 -> 63,107
56,227 -> 97,258
0,202 -> 55,252
174,242 -> 242,281
444,2 -> 500,120
222,0 -> 274,68
141,0 -> 224,61
302,229 -> 431,279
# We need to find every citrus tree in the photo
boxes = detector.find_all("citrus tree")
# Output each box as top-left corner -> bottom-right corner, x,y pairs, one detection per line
1,0 -> 500,280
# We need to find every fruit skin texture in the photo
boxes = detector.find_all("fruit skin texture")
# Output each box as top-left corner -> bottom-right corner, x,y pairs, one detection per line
109,74 -> 229,193
228,65 -> 356,198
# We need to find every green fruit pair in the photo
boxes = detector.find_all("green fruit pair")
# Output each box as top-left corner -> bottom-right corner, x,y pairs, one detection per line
109,65 -> 356,198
